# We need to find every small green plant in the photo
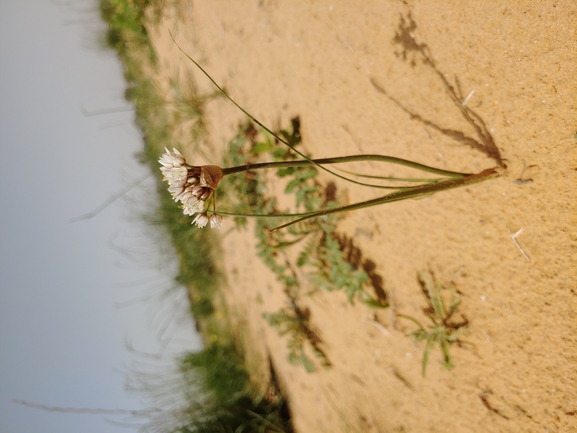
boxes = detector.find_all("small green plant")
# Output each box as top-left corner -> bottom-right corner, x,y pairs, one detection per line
399,271 -> 470,377
308,230 -> 388,308
264,303 -> 331,373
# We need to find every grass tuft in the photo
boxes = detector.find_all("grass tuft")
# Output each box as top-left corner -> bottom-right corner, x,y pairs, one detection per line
399,271 -> 471,377
174,343 -> 292,433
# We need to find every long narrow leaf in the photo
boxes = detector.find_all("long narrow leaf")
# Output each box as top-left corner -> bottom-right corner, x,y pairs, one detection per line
270,168 -> 499,231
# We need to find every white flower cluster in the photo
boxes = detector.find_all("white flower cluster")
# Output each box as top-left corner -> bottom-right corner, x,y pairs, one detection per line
159,147 -> 223,229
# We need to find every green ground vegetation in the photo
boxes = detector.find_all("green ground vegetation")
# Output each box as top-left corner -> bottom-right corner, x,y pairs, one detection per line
99,1 -> 291,431
219,120 -> 388,371
175,343 -> 291,433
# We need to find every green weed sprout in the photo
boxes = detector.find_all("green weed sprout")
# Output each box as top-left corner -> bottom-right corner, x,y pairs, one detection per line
308,228 -> 388,308
160,35 -> 503,232
264,303 -> 331,373
399,272 -> 469,377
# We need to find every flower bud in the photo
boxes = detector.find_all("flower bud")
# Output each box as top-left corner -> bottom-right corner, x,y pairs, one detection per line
209,213 -> 223,230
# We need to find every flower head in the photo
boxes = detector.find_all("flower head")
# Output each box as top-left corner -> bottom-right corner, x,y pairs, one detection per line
159,148 -> 224,229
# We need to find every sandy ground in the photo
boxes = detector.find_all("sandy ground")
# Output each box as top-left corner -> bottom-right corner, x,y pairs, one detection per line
145,1 -> 576,432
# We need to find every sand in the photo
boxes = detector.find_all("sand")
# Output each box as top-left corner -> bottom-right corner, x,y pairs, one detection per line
145,1 -> 576,432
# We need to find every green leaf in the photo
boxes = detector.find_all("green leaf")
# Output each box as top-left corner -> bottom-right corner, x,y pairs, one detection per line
285,178 -> 301,194
300,168 -> 318,180
277,167 -> 294,177
272,147 -> 288,160
301,353 -> 316,373
422,337 -> 435,377
251,141 -> 274,154
361,298 -> 389,309
447,326 -> 467,342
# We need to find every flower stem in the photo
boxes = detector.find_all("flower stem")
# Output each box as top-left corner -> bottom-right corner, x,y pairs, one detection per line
218,168 -> 499,230
221,154 -> 469,180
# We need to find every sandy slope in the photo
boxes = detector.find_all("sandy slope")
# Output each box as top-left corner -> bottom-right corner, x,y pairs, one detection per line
145,1 -> 576,432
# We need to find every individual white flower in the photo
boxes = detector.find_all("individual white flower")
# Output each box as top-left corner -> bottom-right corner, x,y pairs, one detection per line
192,213 -> 209,228
168,184 -> 185,201
183,197 -> 204,216
162,166 -> 188,185
176,189 -> 193,203
159,147 -> 186,168
209,213 -> 223,230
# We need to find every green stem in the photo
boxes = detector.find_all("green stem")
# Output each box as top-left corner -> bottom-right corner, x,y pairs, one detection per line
219,168 -> 498,231
335,169 -> 445,183
221,154 -> 469,180
219,168 -> 498,224
219,167 -> 498,229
